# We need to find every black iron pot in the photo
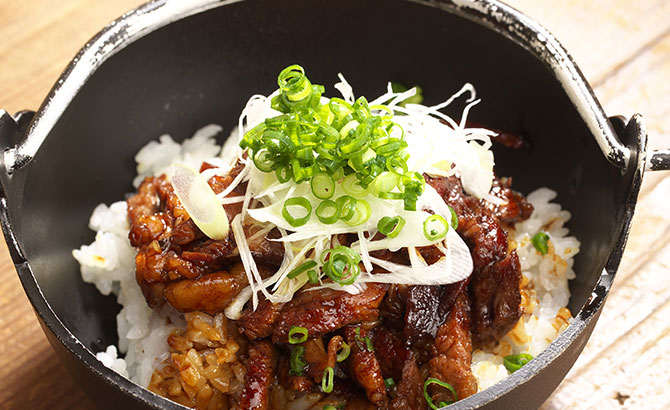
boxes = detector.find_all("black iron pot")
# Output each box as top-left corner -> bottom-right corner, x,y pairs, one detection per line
0,0 -> 668,409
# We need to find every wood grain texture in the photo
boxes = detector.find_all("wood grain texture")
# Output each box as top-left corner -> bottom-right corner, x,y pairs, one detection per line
0,1 -> 668,409
0,2 -> 146,409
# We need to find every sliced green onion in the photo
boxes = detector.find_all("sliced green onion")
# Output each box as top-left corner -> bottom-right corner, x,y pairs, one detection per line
531,232 -> 550,255
321,246 -> 361,286
252,149 -> 276,172
386,155 -> 409,175
278,65 -> 313,102
390,82 -> 407,93
378,191 -> 404,200
354,327 -> 364,350
384,377 -> 395,389
400,171 -> 425,211
282,197 -> 312,227
331,166 -> 345,182
423,214 -> 449,241
335,195 -> 357,221
371,104 -> 393,119
322,367 -> 334,393
336,342 -> 350,362
353,327 -> 373,352
307,269 -> 319,284
311,173 -> 335,199
390,82 -> 424,106
316,200 -> 339,224
287,260 -> 318,279
329,98 -> 353,120
322,406 -> 337,410
288,326 -> 309,344
241,65 -> 415,201
291,159 -> 317,183
377,216 -> 406,238
364,336 -> 374,352
448,205 -> 458,229
339,120 -> 360,139
423,378 -> 457,409
342,174 -> 370,197
345,199 -> 371,227
503,353 -> 533,373
373,171 -> 399,195
405,87 -> 424,106
275,165 -> 291,183
263,129 -> 295,154
289,346 -> 307,376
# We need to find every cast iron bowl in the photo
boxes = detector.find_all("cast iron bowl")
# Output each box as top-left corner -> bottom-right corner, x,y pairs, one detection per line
1,0 -> 669,409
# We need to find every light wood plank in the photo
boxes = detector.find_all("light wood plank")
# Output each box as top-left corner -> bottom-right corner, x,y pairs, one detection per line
0,2 -> 145,409
540,30 -> 670,410
504,0 -> 670,85
543,253 -> 670,409
0,0 -> 145,113
596,33 -> 670,193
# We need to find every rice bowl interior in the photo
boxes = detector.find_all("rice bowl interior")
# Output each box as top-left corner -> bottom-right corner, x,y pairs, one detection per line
73,67 -> 580,408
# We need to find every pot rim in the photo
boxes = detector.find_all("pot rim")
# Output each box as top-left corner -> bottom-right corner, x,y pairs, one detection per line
0,0 -> 647,408
2,0 -> 632,175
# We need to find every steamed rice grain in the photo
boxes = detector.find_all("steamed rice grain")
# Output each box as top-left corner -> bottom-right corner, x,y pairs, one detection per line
75,125 -> 580,397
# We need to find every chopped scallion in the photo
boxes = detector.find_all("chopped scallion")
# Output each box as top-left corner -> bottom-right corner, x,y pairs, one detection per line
322,367 -> 334,393
423,377 -> 457,409
240,65 -> 424,215
316,200 -> 339,224
335,195 -> 357,222
311,173 -> 335,199
252,149 -> 276,172
364,336 -> 374,352
353,327 -> 373,352
384,377 -> 395,389
289,346 -> 307,376
377,216 -> 406,238
275,165 -> 291,183
344,198 -> 371,227
278,64 -> 313,102
287,260 -> 318,279
307,269 -> 319,284
423,214 -> 449,241
503,353 -> 533,373
390,82 -> 424,106
342,174 -> 369,197
282,197 -> 312,227
288,326 -> 309,344
354,327 -> 364,350
447,205 -> 459,229
321,246 -> 361,285
531,232 -> 550,255
336,342 -> 350,362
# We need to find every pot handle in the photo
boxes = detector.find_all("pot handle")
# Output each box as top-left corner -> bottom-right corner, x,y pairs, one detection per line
0,110 -> 35,174
0,109 -> 34,264
0,110 -> 35,149
610,113 -> 669,172
647,149 -> 670,171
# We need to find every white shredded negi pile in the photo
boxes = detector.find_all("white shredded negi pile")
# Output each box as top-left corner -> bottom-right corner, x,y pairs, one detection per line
73,124 -> 580,393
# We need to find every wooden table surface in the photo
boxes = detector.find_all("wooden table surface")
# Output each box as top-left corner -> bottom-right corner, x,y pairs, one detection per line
1,1 -> 669,409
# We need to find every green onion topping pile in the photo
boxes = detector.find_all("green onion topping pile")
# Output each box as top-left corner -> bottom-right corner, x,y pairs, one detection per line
171,64 -> 502,318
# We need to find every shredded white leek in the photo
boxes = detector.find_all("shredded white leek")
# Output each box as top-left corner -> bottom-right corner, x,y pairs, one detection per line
169,73 -> 508,316
170,163 -> 229,240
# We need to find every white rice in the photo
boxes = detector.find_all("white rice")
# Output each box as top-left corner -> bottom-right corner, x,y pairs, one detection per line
74,126 -> 225,386
471,188 -> 580,390
74,125 -> 580,394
